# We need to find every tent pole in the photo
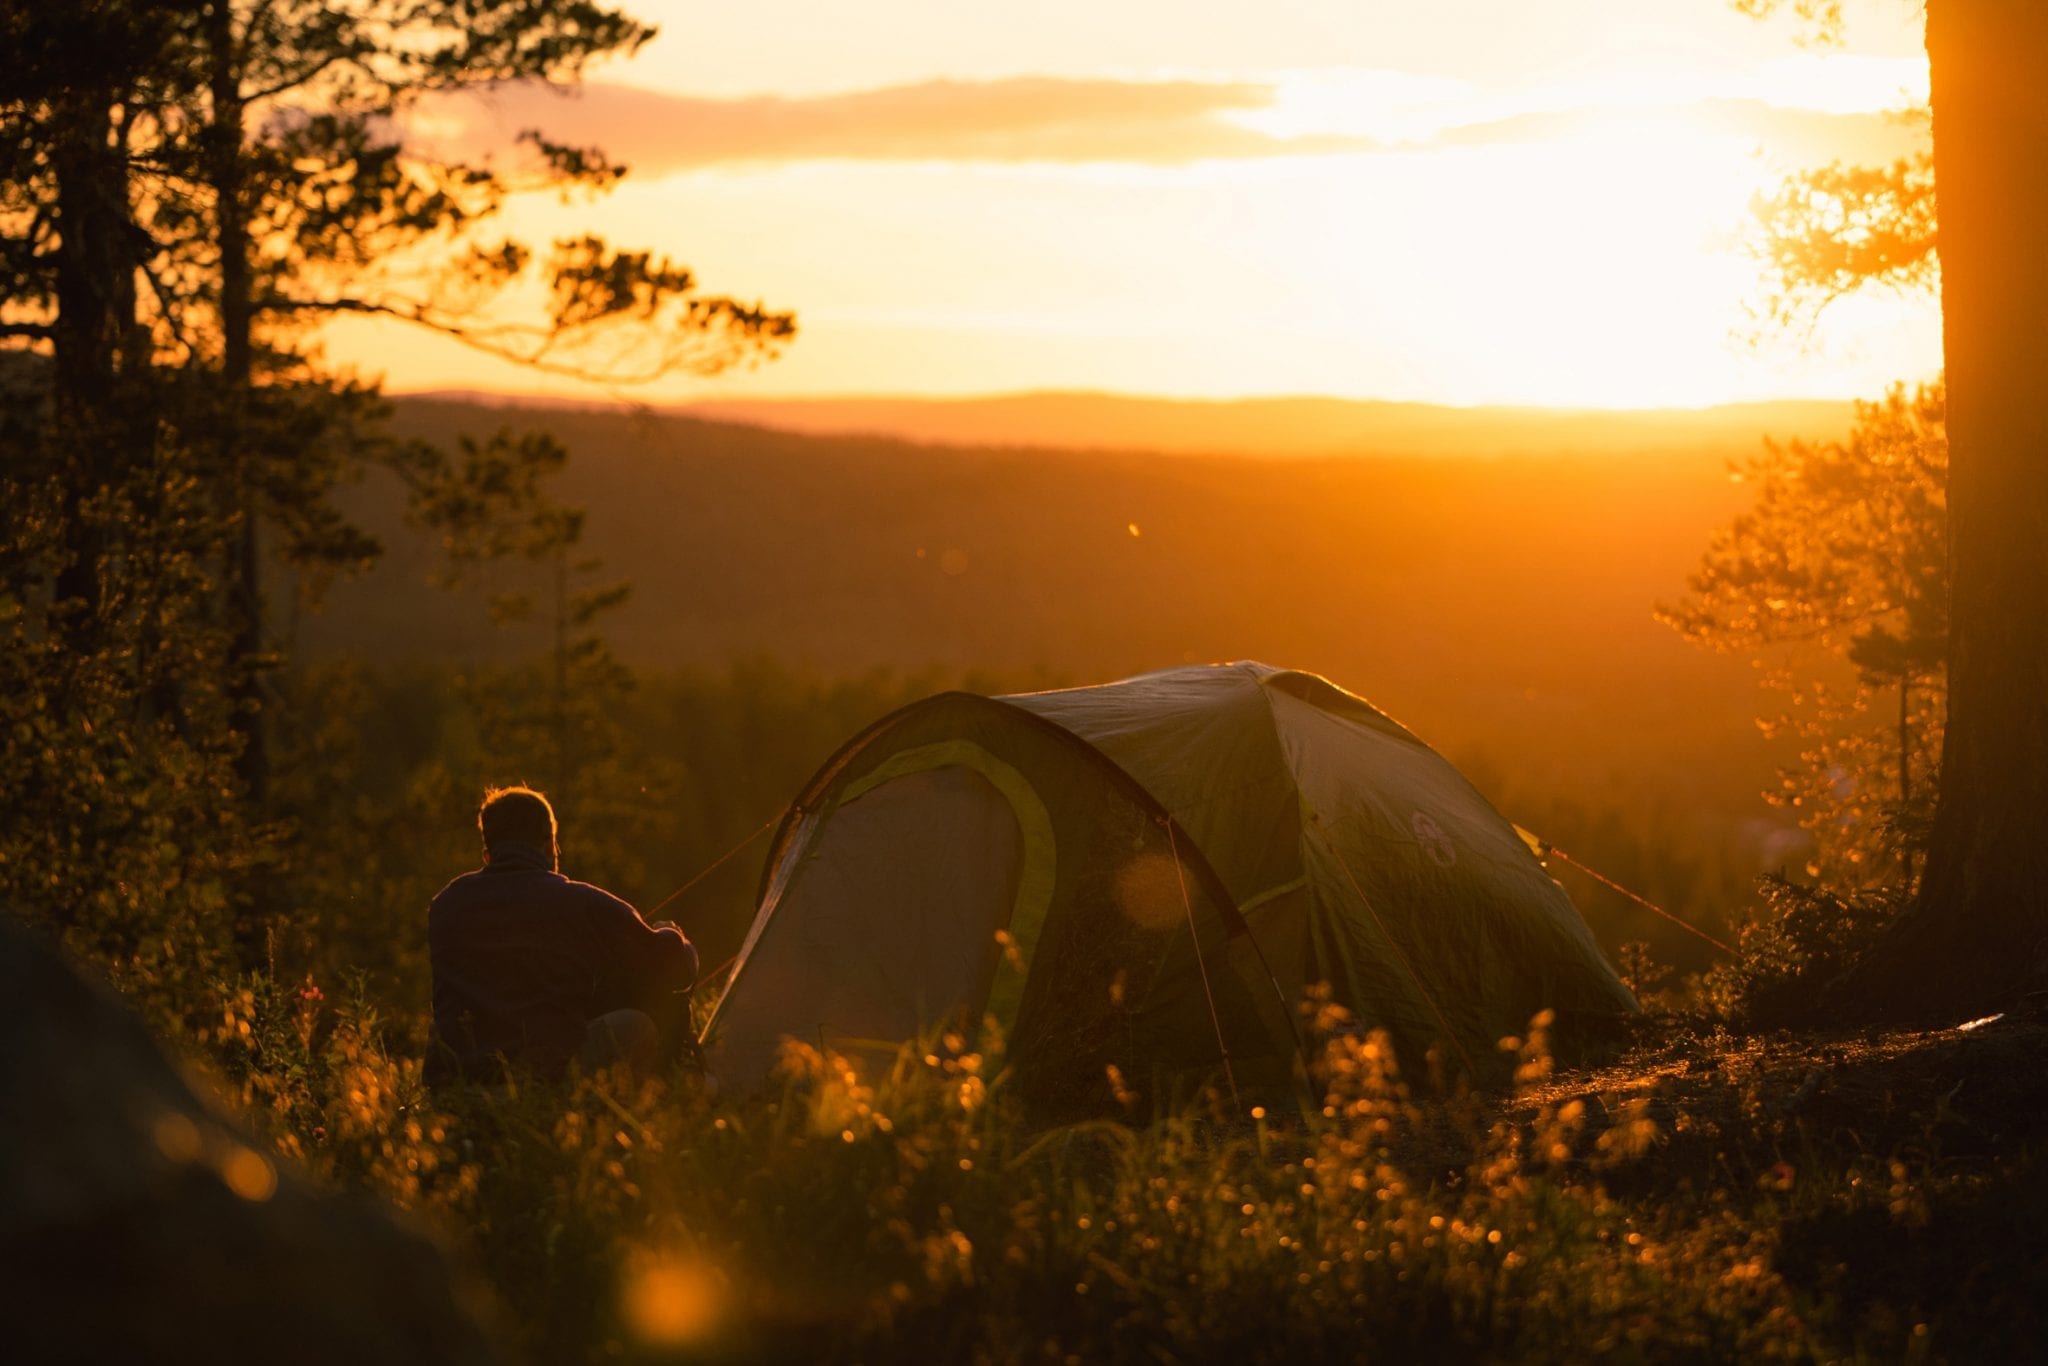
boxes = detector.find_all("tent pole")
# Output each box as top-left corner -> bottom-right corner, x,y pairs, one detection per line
1167,821 -> 1242,1112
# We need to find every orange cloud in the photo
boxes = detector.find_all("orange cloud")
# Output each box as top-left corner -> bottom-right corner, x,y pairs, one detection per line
411,77 -> 1927,173
416,77 -> 1343,170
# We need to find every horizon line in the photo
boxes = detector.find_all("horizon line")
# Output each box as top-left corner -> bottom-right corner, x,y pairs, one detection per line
386,384 -> 1864,417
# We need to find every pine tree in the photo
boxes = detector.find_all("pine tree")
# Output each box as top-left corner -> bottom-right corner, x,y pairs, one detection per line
1734,0 -> 2048,1017
1660,384 -> 1947,884
1837,0 -> 2048,1016
2,1 -> 792,969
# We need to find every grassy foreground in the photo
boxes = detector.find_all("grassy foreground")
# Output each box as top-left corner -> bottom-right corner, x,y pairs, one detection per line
186,977 -> 2047,1364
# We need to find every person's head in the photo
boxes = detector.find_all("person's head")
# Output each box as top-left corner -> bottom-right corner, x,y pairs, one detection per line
478,786 -> 557,869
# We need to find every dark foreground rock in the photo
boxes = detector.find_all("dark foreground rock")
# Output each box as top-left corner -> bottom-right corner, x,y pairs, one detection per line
0,915 -> 503,1366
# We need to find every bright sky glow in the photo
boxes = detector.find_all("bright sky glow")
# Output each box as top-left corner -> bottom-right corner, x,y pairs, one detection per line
318,0 -> 1941,409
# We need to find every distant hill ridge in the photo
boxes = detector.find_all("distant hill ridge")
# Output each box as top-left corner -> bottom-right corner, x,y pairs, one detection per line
401,388 -> 1855,460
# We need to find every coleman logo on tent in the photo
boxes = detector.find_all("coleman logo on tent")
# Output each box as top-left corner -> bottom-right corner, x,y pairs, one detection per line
1411,811 -> 1458,868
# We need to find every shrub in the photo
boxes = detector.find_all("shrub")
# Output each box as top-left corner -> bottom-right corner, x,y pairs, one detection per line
1704,874 -> 1908,1024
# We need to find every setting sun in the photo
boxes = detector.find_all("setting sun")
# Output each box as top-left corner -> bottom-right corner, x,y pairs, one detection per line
303,0 -> 1940,410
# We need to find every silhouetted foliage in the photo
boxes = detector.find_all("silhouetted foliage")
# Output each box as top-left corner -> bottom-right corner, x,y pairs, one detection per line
1839,0 -> 2048,1017
1746,149 -> 1938,339
1,0 -> 791,970
1660,383 -> 1947,885
1705,874 -> 1907,1024
1732,0 -> 1936,339
1729,0 -> 1846,45
1734,1 -> 2048,1019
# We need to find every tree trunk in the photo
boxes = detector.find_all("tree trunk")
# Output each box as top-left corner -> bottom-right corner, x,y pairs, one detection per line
204,0 -> 274,969
1898,674 -> 1920,886
1836,0 -> 2048,1018
47,89 -> 140,647
206,0 -> 266,809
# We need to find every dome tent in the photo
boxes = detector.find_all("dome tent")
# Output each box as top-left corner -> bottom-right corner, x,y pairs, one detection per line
704,663 -> 1636,1114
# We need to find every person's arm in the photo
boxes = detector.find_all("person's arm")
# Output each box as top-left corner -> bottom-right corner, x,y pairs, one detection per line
588,887 -> 698,1003
643,918 -> 699,991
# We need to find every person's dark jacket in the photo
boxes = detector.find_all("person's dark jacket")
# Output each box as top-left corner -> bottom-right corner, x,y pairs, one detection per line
427,844 -> 697,1077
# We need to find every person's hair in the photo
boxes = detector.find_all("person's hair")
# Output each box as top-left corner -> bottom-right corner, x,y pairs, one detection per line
478,786 -> 557,860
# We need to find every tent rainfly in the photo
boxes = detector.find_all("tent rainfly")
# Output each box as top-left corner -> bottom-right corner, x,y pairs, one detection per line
704,662 -> 1637,1115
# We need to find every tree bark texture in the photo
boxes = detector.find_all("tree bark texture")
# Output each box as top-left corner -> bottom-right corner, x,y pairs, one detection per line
48,90 -> 141,645
1840,0 -> 2048,1017
206,0 -> 267,810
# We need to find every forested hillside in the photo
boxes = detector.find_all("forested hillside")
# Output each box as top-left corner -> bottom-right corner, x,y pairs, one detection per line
271,394 -> 1851,970
325,397 -> 1842,796
325,404 -> 1827,796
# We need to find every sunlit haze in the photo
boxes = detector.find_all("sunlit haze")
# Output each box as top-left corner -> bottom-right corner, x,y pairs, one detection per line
318,0 -> 1939,409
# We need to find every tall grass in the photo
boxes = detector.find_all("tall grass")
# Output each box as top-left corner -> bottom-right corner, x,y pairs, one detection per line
179,972 -> 2005,1365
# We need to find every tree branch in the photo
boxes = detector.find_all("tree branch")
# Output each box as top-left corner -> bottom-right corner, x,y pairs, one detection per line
265,288 -> 789,386
243,48 -> 352,105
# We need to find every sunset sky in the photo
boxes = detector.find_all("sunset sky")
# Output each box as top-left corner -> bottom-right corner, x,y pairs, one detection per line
322,0 -> 1940,409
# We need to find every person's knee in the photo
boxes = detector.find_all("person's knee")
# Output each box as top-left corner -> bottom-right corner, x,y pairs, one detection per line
580,1008 -> 659,1073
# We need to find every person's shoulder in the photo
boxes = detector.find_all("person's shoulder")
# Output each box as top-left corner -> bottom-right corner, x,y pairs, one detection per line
428,867 -> 490,915
559,875 -> 638,916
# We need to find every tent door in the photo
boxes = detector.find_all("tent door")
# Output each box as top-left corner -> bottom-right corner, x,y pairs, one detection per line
707,765 -> 1024,1090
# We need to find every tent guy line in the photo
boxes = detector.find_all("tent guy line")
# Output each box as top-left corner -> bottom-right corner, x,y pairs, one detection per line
642,812 -> 783,923
1528,838 -> 1736,956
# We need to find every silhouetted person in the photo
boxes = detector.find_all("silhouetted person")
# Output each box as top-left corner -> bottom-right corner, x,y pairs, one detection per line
428,786 -> 696,1083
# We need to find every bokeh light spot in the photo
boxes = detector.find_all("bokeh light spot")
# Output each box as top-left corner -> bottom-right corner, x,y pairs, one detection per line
1114,852 -> 1186,931
221,1146 -> 277,1202
623,1256 -> 721,1346
152,1111 -> 203,1165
